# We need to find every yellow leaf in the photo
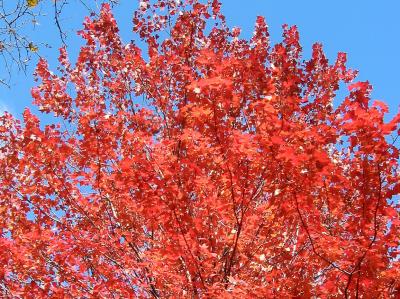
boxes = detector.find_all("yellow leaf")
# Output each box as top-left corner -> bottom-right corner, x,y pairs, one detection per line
27,0 -> 38,8
28,42 -> 38,52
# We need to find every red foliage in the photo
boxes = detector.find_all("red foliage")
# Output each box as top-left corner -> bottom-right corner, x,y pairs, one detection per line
1,1 -> 399,297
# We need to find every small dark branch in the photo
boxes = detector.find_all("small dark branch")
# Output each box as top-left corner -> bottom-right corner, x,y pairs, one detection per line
344,163 -> 383,298
126,242 -> 160,299
294,193 -> 350,276
355,269 -> 361,298
0,77 -> 9,87
54,0 -> 67,46
224,209 -> 244,283
172,209 -> 206,290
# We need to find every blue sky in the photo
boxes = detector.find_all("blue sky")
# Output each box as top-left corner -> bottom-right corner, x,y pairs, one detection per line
0,0 -> 399,119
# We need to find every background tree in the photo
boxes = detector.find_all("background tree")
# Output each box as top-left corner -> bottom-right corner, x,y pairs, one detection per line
0,0 -> 399,297
0,0 -> 118,86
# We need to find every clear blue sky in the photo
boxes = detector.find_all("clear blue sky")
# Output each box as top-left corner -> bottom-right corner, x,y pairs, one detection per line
1,0 -> 399,119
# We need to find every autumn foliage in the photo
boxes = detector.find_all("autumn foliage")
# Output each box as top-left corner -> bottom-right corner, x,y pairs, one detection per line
0,0 -> 399,297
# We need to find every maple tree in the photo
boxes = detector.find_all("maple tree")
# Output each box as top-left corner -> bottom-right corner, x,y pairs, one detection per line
1,0 -> 399,297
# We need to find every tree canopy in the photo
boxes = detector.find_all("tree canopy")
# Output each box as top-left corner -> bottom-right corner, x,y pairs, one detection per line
0,0 -> 399,297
